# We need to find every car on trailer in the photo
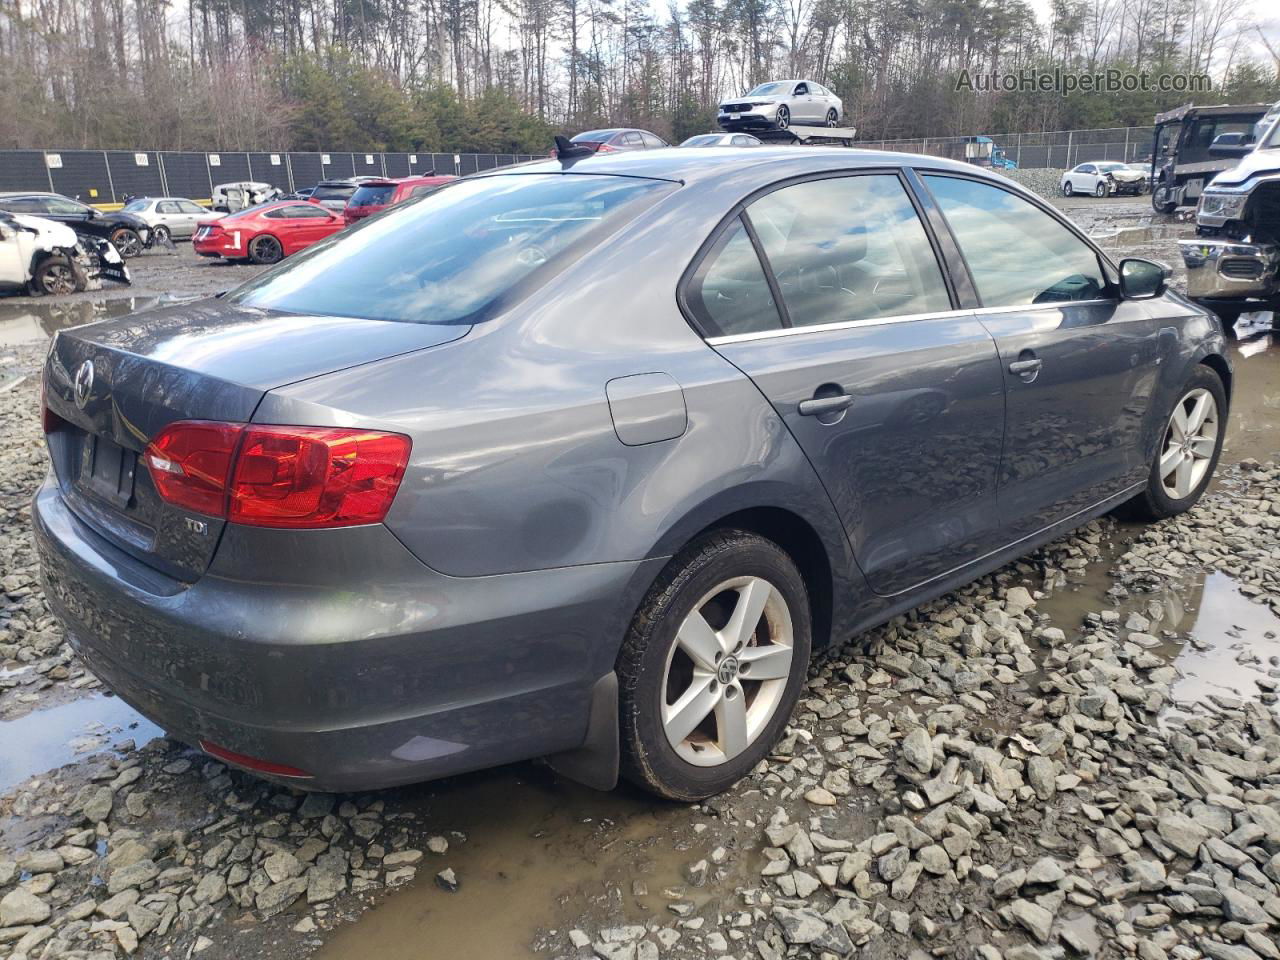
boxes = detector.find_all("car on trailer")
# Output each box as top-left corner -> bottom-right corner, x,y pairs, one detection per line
718,80 -> 843,131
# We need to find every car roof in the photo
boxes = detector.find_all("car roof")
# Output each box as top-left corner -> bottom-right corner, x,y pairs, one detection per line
476,146 -> 985,186
0,191 -> 67,198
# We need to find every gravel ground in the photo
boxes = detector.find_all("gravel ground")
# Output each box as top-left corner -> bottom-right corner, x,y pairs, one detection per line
0,213 -> 1278,960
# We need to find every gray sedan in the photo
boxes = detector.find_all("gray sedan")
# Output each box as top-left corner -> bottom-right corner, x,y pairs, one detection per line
36,148 -> 1229,801
719,79 -> 843,131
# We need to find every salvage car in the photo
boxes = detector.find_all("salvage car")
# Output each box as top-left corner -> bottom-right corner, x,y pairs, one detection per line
192,200 -> 346,264
0,193 -> 152,258
1061,161 -> 1146,197
680,133 -> 763,147
564,129 -> 670,153
718,80 -> 843,131
211,181 -> 282,214
1149,102 -> 1270,213
0,212 -> 130,295
343,174 -> 456,224
122,197 -> 222,243
1178,113 -> 1280,325
35,148 -> 1230,800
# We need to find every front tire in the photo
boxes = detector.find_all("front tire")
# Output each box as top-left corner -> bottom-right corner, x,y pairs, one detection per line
776,106 -> 790,130
109,228 -> 142,258
1123,367 -> 1226,521
1095,181 -> 1108,198
618,530 -> 811,801
1152,185 -> 1177,214
1062,181 -> 1074,197
248,234 -> 283,265
31,255 -> 79,296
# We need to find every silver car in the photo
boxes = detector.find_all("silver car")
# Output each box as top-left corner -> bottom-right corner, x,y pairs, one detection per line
680,133 -> 762,148
122,197 -> 221,243
718,80 -> 842,131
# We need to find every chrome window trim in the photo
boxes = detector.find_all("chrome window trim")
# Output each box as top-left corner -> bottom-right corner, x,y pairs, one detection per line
707,308 -> 978,345
706,297 -> 1121,345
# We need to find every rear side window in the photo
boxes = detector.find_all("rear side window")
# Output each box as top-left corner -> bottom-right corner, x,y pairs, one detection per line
685,217 -> 783,337
924,175 -> 1108,306
641,132 -> 666,148
228,174 -> 676,325
746,174 -> 952,327
350,184 -> 395,207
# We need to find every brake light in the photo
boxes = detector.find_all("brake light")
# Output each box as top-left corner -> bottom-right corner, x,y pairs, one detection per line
41,370 -> 66,433
145,421 -> 242,516
595,143 -> 618,152
199,740 -> 312,778
144,421 -> 410,528
229,426 -> 410,528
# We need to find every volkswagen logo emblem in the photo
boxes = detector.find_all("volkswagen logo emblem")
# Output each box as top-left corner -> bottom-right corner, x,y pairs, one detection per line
716,655 -> 739,685
73,360 -> 94,409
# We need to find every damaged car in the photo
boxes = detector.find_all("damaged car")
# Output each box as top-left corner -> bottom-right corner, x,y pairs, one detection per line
1178,113 -> 1280,326
0,193 -> 153,258
0,211 -> 130,296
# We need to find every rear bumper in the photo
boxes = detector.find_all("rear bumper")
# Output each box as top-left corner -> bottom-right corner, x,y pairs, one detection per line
1179,238 -> 1280,300
33,479 -> 655,792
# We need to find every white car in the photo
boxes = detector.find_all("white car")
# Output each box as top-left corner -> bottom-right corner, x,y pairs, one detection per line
1060,161 -> 1146,198
0,212 -> 129,296
122,197 -> 221,243
718,80 -> 843,132
211,181 -> 282,214
680,133 -> 763,147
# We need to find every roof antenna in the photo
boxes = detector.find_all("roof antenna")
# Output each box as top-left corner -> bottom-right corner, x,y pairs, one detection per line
554,135 -> 594,161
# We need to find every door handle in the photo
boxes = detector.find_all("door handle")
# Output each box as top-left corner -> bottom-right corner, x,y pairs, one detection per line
798,394 -> 854,417
1008,359 -> 1042,375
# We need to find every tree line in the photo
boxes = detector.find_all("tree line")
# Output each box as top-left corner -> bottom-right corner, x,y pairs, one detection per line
1,0 -> 1277,153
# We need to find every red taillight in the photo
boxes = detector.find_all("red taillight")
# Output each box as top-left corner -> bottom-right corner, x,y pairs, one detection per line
145,421 -> 242,516
229,426 -> 410,528
143,421 -> 410,528
199,740 -> 312,779
595,143 -> 618,152
41,370 -> 66,433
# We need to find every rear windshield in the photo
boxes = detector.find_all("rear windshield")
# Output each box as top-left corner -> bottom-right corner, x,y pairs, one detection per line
682,135 -> 721,147
227,174 -> 675,325
349,184 -> 395,207
123,199 -> 149,212
312,184 -> 356,200
573,130 -> 618,142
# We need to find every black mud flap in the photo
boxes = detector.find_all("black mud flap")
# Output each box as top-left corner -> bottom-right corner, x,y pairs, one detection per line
544,672 -> 619,791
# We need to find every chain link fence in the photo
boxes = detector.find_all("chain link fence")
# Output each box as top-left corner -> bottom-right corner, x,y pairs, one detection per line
857,126 -> 1156,169
0,149 -> 546,208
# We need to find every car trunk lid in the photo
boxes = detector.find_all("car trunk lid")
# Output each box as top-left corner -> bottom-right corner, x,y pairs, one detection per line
43,298 -> 468,581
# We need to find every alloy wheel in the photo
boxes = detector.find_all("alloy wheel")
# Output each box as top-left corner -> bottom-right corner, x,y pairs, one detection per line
661,575 -> 794,767
251,236 -> 283,264
40,262 -> 76,295
112,229 -> 142,258
1062,181 -> 1073,196
776,106 -> 790,130
1159,387 -> 1218,500
826,110 -> 838,128
152,225 -> 170,244
1095,182 -> 1107,198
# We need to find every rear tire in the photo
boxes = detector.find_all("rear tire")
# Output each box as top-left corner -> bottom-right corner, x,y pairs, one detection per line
151,225 -> 170,244
1122,367 -> 1226,522
825,109 -> 838,128
248,234 -> 283,265
618,530 -> 811,801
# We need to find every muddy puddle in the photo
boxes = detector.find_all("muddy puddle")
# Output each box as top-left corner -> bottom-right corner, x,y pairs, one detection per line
313,767 -> 770,960
0,294 -> 194,347
0,692 -> 162,793
1034,537 -> 1280,708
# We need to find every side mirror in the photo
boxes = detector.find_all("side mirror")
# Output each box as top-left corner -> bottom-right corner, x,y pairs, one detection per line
1119,258 -> 1169,299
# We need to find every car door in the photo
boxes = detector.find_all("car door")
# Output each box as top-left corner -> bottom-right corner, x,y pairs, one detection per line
1074,164 -> 1094,191
792,82 -> 814,122
281,204 -> 339,251
0,220 -> 27,287
154,201 -> 181,236
688,171 -> 1007,596
920,173 -> 1168,539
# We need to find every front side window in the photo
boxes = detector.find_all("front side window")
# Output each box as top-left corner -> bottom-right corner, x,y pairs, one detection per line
44,197 -> 88,215
924,175 -> 1108,307
746,174 -> 952,327
685,217 -> 782,337
157,201 -> 180,214
794,83 -> 809,95
228,174 -> 675,325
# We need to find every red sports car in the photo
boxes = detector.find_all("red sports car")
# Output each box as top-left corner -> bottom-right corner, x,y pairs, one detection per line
193,200 -> 346,264
343,175 -> 456,225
